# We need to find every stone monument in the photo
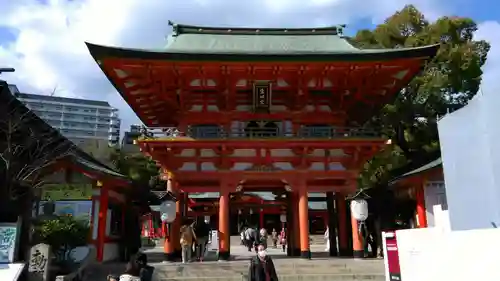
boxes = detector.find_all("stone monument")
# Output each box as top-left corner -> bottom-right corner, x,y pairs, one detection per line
27,243 -> 51,281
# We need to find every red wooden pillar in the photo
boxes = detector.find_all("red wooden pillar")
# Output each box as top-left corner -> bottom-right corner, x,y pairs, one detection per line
218,188 -> 230,260
336,194 -> 349,256
415,184 -> 428,228
351,208 -> 364,259
96,184 -> 109,262
298,185 -> 311,259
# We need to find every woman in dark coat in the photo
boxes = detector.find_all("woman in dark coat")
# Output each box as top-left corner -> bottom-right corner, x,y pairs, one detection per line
248,244 -> 279,281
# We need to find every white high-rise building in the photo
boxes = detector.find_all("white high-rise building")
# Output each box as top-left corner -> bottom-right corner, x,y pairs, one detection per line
13,90 -> 121,147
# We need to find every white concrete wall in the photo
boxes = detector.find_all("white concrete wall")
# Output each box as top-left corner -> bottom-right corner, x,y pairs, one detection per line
438,93 -> 500,230
397,227 -> 498,281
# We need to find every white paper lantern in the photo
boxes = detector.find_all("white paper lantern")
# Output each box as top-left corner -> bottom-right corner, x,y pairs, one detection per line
280,214 -> 287,223
249,209 -> 253,215
204,215 -> 210,223
159,200 -> 177,223
350,199 -> 368,221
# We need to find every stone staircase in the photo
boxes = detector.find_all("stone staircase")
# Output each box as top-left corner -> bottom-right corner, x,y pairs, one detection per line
152,259 -> 385,281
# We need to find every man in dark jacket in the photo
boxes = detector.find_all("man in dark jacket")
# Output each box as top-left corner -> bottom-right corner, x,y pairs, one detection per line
194,218 -> 210,261
248,244 -> 279,281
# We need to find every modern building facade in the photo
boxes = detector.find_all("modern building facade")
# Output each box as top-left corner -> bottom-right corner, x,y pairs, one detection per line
13,91 -> 121,146
121,124 -> 142,152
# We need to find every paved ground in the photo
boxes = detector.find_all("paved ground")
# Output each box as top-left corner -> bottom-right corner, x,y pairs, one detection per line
84,236 -> 385,281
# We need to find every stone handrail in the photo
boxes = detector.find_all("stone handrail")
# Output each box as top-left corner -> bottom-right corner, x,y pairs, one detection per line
54,247 -> 95,281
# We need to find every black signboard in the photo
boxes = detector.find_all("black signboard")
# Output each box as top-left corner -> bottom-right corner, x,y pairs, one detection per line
253,82 -> 272,111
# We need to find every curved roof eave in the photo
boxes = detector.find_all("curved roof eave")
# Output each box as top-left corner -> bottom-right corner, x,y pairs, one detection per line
85,42 -> 440,63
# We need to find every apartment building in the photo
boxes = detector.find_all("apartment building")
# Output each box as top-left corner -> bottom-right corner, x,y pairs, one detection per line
13,89 -> 121,147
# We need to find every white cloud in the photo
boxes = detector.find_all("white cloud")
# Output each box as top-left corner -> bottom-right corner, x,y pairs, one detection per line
0,0 -> 497,132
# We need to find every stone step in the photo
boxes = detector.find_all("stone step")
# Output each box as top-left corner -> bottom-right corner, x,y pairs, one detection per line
157,273 -> 385,281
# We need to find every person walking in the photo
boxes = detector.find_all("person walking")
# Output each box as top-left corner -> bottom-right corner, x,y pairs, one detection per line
194,218 -> 210,261
279,228 -> 286,253
180,222 -> 197,263
259,228 -> 268,249
244,227 -> 257,252
248,244 -> 279,281
271,228 -> 278,248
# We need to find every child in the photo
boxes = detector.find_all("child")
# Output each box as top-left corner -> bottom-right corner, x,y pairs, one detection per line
279,228 -> 287,252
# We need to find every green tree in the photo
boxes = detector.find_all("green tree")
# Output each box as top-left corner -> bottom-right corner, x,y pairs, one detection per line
351,5 -> 490,187
109,148 -> 159,186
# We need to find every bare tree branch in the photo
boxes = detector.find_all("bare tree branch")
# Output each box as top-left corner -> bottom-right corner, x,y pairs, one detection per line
0,87 -> 76,202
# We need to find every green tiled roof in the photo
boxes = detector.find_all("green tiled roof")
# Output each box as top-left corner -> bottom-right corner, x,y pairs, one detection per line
86,23 -> 440,62
390,158 -> 442,184
163,23 -> 436,56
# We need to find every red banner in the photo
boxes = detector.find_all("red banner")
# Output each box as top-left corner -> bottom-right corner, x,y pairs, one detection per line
383,231 -> 401,281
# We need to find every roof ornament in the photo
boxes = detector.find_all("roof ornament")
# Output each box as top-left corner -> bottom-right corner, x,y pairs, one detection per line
0,67 -> 15,75
168,20 -> 179,36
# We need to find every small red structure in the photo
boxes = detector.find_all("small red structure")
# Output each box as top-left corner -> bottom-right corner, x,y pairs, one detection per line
87,22 -> 439,260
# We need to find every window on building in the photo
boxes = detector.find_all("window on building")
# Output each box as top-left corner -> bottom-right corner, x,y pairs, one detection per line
98,118 -> 110,123
54,106 -> 62,110
97,124 -> 107,129
87,132 -> 94,136
66,107 -> 79,112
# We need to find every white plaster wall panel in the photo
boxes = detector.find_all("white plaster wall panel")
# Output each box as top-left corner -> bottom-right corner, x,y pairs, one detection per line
318,105 -> 332,112
273,163 -> 294,170
190,79 -> 201,86
201,162 -> 217,171
270,105 -> 287,112
323,78 -> 332,87
309,162 -> 325,170
305,105 -> 315,112
124,82 -> 135,88
200,149 -> 216,157
277,79 -> 288,87
328,163 -> 345,171
260,149 -> 266,157
236,105 -> 251,111
236,79 -> 247,87
232,149 -> 256,157
103,243 -> 120,262
188,105 -> 203,111
284,121 -> 293,136
329,149 -> 346,156
180,149 -> 196,157
108,190 -> 125,203
92,201 -> 99,240
230,121 -> 244,137
270,149 -> 294,157
231,163 -> 254,170
113,69 -> 127,78
105,209 -> 112,236
207,105 -> 219,112
307,78 -> 316,87
179,162 -> 197,171
207,79 -> 217,86
311,149 -> 326,156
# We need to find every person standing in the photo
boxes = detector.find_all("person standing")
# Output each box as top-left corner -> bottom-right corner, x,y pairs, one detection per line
180,222 -> 197,263
248,244 -> 279,281
324,226 -> 330,252
245,227 -> 257,252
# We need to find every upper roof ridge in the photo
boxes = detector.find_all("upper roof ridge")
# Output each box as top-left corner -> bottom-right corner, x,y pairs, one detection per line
168,21 -> 346,36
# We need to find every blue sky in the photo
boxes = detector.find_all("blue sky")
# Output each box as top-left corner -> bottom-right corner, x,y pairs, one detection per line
0,0 -> 499,132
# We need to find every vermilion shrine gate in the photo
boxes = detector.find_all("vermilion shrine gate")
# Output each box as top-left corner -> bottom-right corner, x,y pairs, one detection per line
87,22 -> 439,260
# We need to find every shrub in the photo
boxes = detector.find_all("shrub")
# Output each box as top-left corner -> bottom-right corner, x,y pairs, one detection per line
34,215 -> 90,263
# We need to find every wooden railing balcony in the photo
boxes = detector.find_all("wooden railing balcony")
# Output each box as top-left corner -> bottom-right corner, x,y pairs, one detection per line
139,126 -> 382,140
